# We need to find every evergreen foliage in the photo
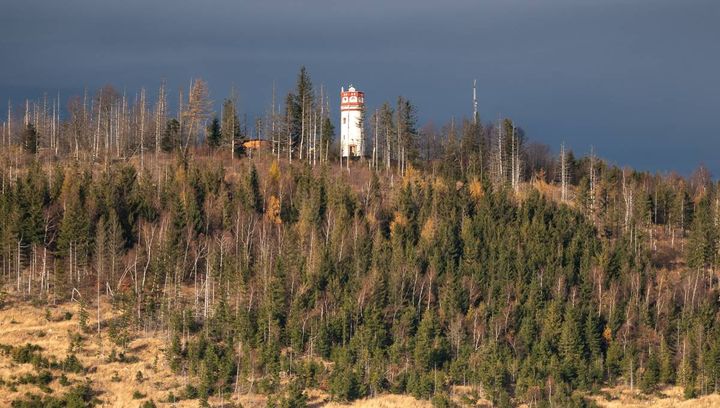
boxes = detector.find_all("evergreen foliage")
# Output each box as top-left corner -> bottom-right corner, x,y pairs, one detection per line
2,72 -> 720,406
206,116 -> 222,149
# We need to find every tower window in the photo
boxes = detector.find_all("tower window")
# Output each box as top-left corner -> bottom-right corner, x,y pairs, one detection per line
343,117 -> 346,124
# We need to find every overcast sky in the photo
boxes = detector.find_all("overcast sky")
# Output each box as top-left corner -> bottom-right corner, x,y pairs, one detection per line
1,0 -> 718,175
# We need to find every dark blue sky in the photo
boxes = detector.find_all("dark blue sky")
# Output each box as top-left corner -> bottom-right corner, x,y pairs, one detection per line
1,0 -> 718,175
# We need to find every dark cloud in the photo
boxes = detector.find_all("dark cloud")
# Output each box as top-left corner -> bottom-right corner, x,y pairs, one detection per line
1,0 -> 718,174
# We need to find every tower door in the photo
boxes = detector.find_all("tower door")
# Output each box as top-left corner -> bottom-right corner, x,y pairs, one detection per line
349,145 -> 356,157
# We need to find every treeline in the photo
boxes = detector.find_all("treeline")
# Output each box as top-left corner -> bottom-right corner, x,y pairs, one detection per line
3,67 -> 594,185
1,68 -> 720,407
1,153 -> 719,406
1,68 -> 336,167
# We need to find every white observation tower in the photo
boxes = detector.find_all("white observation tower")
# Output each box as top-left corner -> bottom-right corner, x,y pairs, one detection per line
340,85 -> 364,158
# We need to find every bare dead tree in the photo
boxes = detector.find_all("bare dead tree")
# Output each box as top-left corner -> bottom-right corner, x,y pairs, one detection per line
510,123 -> 522,193
6,99 -> 11,147
183,78 -> 212,151
560,143 -> 568,202
589,146 -> 597,219
155,80 -> 167,160
622,168 -> 634,233
139,87 -> 146,171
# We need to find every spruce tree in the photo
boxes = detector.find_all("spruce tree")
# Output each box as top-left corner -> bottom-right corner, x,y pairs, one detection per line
206,116 -> 222,149
659,336 -> 675,385
641,350 -> 660,393
221,98 -> 245,157
559,308 -> 584,385
687,196 -> 716,270
22,123 -> 39,154
161,118 -> 181,152
248,165 -> 263,213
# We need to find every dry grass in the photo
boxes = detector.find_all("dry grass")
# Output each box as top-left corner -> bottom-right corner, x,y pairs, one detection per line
325,394 -> 432,408
4,299 -> 720,408
0,298 -> 273,407
592,386 -> 720,408
0,298 -> 457,408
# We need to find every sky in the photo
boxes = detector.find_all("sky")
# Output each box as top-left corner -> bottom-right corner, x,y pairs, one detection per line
1,0 -> 718,175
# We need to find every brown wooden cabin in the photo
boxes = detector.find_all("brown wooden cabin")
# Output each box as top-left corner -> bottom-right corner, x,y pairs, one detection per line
243,139 -> 270,151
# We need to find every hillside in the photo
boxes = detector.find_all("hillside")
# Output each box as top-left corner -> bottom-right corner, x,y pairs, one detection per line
0,297 -> 270,407
1,298 -> 719,407
0,297 -> 449,407
0,136 -> 719,408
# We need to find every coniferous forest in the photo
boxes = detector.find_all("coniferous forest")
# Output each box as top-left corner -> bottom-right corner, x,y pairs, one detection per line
1,68 -> 720,407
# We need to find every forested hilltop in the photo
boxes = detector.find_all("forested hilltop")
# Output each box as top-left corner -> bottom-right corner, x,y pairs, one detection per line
1,69 -> 719,407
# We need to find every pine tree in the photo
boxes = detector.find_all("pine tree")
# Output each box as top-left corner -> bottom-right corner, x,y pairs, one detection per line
22,123 -> 38,154
248,165 -> 263,213
641,350 -> 660,393
281,377 -> 308,408
559,308 -> 584,385
687,196 -> 716,270
198,358 -> 212,407
17,161 -> 48,246
321,117 -> 334,159
378,102 -> 395,169
460,118 -> 485,177
396,96 -> 417,173
221,98 -> 245,157
284,66 -> 314,159
206,116 -> 222,149
584,312 -> 602,358
659,336 -> 675,385
106,209 -> 125,286
161,119 -> 180,152
414,308 -> 438,372
79,297 -> 89,333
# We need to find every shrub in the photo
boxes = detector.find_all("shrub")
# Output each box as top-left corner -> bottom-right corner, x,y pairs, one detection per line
183,384 -> 198,399
11,344 -> 44,364
78,299 -> 89,333
10,381 -> 96,407
684,383 -> 697,400
62,354 -> 85,373
16,370 -> 53,386
280,378 -> 307,408
67,331 -> 84,354
59,374 -> 70,386
329,367 -> 360,402
431,393 -> 459,408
